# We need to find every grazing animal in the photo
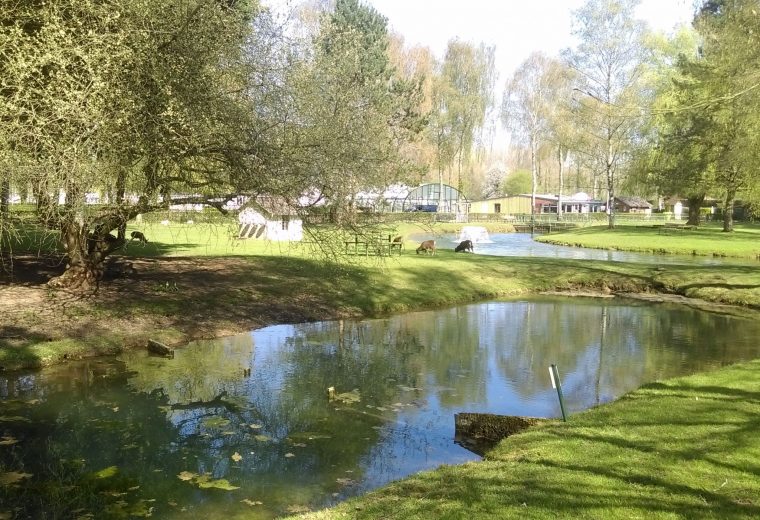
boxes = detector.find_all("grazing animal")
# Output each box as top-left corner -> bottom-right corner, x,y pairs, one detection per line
130,231 -> 149,244
454,239 -> 474,253
416,239 -> 436,255
391,235 -> 404,251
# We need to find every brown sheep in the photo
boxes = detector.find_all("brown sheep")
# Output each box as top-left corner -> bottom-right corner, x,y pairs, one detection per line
416,240 -> 436,255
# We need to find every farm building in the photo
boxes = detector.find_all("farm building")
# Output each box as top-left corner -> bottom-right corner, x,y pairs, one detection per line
470,193 -> 604,215
614,196 -> 652,214
401,183 -> 469,214
238,196 -> 303,241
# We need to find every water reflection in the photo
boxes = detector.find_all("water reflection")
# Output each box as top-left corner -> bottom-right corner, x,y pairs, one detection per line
1,296 -> 759,518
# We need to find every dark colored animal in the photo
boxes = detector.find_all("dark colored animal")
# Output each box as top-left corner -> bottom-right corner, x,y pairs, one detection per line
454,239 -> 474,253
130,231 -> 149,244
416,239 -> 436,255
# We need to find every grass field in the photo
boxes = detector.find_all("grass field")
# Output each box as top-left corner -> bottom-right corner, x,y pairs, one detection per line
537,224 -> 760,259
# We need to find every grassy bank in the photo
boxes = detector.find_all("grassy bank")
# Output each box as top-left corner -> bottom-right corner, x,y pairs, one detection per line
536,224 -> 760,259
3,249 -> 760,371
295,359 -> 760,519
3,220 -> 760,371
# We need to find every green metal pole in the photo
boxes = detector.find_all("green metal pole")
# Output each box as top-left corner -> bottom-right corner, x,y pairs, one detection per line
550,364 -> 568,422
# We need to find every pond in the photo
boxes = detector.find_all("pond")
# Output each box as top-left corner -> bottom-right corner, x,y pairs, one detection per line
431,232 -> 751,265
2,296 -> 759,518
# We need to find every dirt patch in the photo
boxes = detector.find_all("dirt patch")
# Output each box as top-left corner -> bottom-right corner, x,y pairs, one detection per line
0,255 -> 352,369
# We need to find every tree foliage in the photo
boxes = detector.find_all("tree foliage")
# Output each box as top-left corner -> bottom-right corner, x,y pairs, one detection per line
648,0 -> 760,230
1,0 -> 262,287
563,0 -> 649,228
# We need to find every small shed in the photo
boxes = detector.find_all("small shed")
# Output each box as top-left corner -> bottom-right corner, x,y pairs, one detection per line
238,196 -> 303,241
614,196 -> 652,214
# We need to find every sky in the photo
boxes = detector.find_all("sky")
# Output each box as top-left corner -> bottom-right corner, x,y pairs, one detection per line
263,0 -> 697,152
265,0 -> 696,82
366,0 -> 695,82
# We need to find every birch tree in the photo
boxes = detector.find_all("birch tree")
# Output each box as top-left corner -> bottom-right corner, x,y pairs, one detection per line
563,0 -> 648,228
502,53 -> 561,222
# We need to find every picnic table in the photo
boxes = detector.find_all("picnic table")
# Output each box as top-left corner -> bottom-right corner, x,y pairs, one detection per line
344,234 -> 403,257
654,223 -> 697,233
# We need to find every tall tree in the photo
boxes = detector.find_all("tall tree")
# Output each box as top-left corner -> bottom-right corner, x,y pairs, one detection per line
286,0 -> 424,224
563,0 -> 649,228
426,40 -> 494,208
647,1 -> 760,230
442,41 -> 495,195
502,53 -> 563,223
626,26 -> 702,222
691,0 -> 760,231
0,0 -> 263,289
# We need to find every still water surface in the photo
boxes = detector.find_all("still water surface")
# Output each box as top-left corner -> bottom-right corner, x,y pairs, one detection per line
1,296 -> 759,518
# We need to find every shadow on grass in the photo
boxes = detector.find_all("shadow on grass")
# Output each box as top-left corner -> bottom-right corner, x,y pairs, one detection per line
119,241 -> 200,257
0,325 -> 56,370
3,250 -> 760,372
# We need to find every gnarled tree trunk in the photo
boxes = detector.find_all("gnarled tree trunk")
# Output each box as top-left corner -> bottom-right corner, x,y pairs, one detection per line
0,177 -> 9,217
686,193 -> 705,226
47,220 -> 124,291
722,189 -> 735,232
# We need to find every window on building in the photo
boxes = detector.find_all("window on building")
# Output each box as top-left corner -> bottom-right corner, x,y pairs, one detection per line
494,203 -> 501,213
281,216 -> 290,230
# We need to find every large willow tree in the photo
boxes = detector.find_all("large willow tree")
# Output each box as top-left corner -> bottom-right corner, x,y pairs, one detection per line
0,0 -> 263,289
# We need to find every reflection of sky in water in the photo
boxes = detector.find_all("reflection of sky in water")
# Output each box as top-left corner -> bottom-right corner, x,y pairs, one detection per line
246,297 -> 760,493
429,232 -> 752,265
3,296 -> 760,518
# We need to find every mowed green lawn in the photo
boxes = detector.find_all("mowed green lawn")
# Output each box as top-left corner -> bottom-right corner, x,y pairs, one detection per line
295,359 -> 760,520
537,224 -> 760,259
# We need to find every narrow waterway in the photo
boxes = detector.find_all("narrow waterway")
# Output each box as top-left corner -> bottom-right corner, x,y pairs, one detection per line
433,232 -> 752,265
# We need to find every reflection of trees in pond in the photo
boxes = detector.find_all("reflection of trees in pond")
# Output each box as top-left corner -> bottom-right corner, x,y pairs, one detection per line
492,298 -> 760,411
0,360 -> 199,518
122,332 -> 255,404
5,297 -> 760,518
0,350 -> 395,517
282,310 -> 490,410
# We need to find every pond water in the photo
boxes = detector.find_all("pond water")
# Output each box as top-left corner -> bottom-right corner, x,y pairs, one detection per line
2,296 -> 759,519
432,232 -> 751,265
